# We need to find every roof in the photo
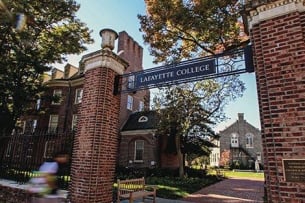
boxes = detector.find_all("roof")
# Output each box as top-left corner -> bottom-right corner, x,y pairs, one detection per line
219,113 -> 261,134
121,111 -> 157,131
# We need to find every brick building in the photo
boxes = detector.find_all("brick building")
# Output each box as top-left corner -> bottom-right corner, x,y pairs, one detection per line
211,113 -> 263,169
20,31 -> 149,132
19,31 -> 153,163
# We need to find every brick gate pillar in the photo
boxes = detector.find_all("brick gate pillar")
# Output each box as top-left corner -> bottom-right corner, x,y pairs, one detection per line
247,0 -> 305,202
69,29 -> 128,203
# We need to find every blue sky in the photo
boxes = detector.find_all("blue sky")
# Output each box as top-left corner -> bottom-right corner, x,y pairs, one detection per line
60,0 -> 261,132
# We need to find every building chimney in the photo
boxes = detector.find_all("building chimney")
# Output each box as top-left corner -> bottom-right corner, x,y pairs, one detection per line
238,113 -> 244,122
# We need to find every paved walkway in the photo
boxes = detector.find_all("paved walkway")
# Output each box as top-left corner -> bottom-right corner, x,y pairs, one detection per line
181,177 -> 264,203
122,177 -> 264,203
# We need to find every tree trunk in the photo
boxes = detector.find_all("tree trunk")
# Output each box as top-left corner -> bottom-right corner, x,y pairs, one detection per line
176,135 -> 184,178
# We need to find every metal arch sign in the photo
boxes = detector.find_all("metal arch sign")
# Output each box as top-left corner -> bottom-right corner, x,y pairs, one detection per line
118,45 -> 254,93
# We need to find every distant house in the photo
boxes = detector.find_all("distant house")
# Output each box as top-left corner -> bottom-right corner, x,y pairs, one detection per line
210,113 -> 263,169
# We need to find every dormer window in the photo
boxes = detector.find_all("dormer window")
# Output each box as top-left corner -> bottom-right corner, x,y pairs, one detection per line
138,116 -> 148,123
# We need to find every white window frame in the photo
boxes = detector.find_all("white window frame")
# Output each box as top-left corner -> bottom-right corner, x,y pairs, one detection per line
134,140 -> 144,163
127,95 -> 133,111
127,75 -> 135,89
139,101 -> 144,112
48,115 -> 58,132
246,133 -> 254,148
72,114 -> 78,130
52,89 -> 62,105
36,98 -> 41,110
32,119 -> 37,133
231,133 -> 239,148
75,88 -> 83,104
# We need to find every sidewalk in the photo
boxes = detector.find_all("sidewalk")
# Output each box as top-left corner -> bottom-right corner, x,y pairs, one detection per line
122,177 -> 264,203
181,177 -> 264,203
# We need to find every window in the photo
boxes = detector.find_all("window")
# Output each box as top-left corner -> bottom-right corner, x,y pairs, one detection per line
32,119 -> 37,133
36,98 -> 41,110
44,141 -> 55,158
127,75 -> 135,89
139,101 -> 144,111
48,115 -> 58,132
20,120 -> 26,134
134,140 -> 144,162
75,88 -> 83,104
231,133 -> 239,148
246,134 -> 254,148
127,95 -> 133,110
72,114 -> 78,130
52,89 -> 62,105
138,116 -> 148,123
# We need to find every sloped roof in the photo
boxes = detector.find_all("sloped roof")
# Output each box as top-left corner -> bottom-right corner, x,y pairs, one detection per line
219,113 -> 260,134
121,111 -> 157,131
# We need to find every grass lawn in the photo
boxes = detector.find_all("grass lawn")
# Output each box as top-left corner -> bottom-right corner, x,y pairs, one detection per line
146,176 -> 220,199
224,170 -> 264,180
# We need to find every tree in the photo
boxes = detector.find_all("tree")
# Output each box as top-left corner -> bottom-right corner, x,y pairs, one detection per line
138,0 -> 248,63
0,0 -> 93,133
140,0 -> 248,177
220,150 -> 231,168
153,78 -> 244,177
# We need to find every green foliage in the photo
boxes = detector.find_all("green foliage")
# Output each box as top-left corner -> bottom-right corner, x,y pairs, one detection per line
139,0 -> 247,63
153,79 -> 244,167
146,176 -> 219,199
0,0 -> 93,132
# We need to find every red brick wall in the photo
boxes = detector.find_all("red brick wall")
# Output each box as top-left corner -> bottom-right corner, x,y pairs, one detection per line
70,64 -> 121,202
159,135 -> 179,168
117,31 -> 150,128
251,11 -> 305,202
119,134 -> 158,167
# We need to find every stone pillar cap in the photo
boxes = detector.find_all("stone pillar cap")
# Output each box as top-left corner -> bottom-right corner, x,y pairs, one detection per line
100,28 -> 118,51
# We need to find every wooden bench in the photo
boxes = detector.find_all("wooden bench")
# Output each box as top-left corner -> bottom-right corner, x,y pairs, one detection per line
117,177 -> 156,203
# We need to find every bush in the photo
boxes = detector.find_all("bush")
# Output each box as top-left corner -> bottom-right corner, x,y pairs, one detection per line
115,166 -> 208,179
185,167 -> 207,178
115,166 -> 148,180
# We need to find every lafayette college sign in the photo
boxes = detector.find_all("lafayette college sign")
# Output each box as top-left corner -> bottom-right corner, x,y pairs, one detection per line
135,59 -> 215,89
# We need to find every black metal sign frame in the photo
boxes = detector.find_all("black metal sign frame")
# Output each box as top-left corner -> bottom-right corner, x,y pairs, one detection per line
117,45 -> 254,93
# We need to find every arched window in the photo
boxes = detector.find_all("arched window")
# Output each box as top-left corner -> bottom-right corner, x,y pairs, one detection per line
231,133 -> 239,148
246,134 -> 254,148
